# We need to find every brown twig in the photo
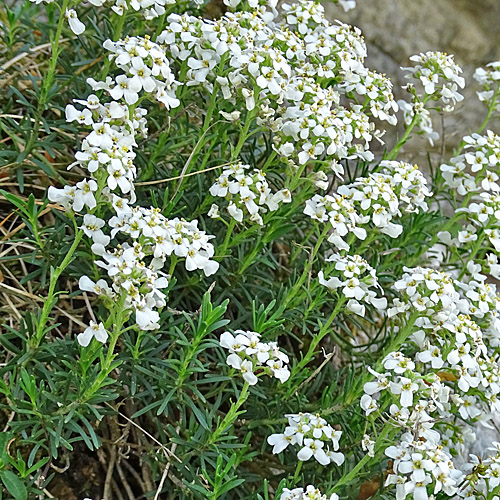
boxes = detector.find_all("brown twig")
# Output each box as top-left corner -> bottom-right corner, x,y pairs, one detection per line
153,425 -> 180,500
0,40 -> 69,73
290,348 -> 336,397
169,120 -> 224,202
135,161 -> 234,186
120,459 -> 146,493
116,462 -> 136,500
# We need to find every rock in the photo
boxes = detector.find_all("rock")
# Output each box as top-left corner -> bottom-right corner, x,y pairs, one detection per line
325,0 -> 500,162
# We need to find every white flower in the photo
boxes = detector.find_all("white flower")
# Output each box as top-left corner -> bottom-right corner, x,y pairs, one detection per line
297,438 -> 330,465
267,431 -> 294,454
65,9 -> 85,35
360,394 -> 379,415
77,321 -> 108,347
266,359 -> 291,383
362,434 -> 375,457
416,345 -> 444,369
220,331 -> 249,352
227,202 -> 243,222
65,104 -> 92,125
79,275 -> 112,296
109,75 -> 141,105
226,354 -> 258,385
135,301 -> 160,330
73,179 -> 98,211
81,214 -> 108,243
298,142 -> 325,165
220,330 -> 289,384
390,377 -> 419,407
129,62 -> 157,93
383,352 -> 415,374
220,110 -> 241,122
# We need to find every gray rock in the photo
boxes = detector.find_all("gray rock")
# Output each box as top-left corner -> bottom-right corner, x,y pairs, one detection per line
324,0 -> 500,162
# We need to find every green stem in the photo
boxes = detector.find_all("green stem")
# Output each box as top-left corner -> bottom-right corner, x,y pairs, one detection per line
232,109 -> 257,160
168,255 -> 178,277
487,481 -> 500,500
402,195 -> 472,269
32,228 -> 84,349
261,150 -> 277,171
385,112 -> 419,161
454,83 -> 500,156
209,382 -> 250,445
476,86 -> 500,136
203,83 -> 219,132
80,292 -> 128,402
98,2 -> 129,82
22,0 -> 71,161
277,226 -> 329,315
330,424 -> 393,493
217,217 -> 237,259
386,96 -> 432,161
292,461 -> 303,486
375,311 -> 420,372
132,328 -> 144,360
237,236 -> 263,275
285,297 -> 346,398
340,311 -> 420,409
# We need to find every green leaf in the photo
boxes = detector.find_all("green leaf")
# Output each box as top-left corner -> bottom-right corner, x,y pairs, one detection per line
0,433 -> 11,466
0,470 -> 27,500
0,190 -> 28,216
185,398 -> 209,430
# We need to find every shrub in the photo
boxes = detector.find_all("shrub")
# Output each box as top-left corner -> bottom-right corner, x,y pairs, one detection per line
1,0 -> 500,499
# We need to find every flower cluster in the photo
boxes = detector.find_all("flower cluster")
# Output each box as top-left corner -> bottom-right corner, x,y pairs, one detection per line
474,61 -> 500,103
267,413 -> 344,466
397,51 -> 465,146
361,356 -> 466,500
304,194 -> 367,251
158,0 -> 395,175
378,161 -> 432,212
220,330 -> 290,385
280,485 -> 339,500
459,442 -> 500,498
360,251 -> 500,500
343,69 -> 399,125
49,94 -> 141,209
398,100 -> 439,146
50,35 -> 219,339
32,0 -> 500,498
361,355 -> 449,414
441,131 -> 500,195
78,209 -> 219,333
385,426 -> 463,500
338,173 -> 403,238
32,0 -> 182,28
456,190 -> 500,252
402,51 -> 465,111
102,35 -> 179,109
305,161 -> 430,253
338,163 -> 431,239
209,163 -> 291,225
319,254 -> 387,315
389,267 -> 459,317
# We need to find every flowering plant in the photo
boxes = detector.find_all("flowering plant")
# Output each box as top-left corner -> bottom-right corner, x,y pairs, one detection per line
2,0 -> 500,499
